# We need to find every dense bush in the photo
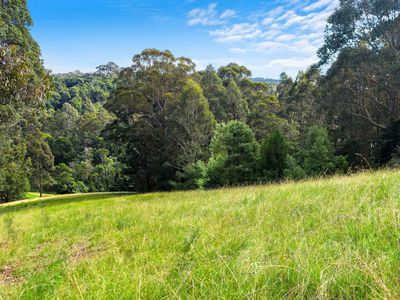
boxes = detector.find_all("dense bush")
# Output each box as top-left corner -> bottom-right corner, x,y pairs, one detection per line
0,142 -> 31,202
303,126 -> 348,176
206,121 -> 259,187
259,131 -> 288,181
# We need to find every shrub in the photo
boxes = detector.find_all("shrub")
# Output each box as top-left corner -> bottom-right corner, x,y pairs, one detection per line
207,121 -> 259,186
303,126 -> 348,176
0,142 -> 31,202
259,131 -> 288,181
284,155 -> 306,180
172,161 -> 207,190
51,164 -> 78,194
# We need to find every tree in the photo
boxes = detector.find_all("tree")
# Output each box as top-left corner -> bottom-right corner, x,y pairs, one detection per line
95,62 -> 120,77
0,0 -> 51,132
303,126 -> 348,176
172,161 -> 207,190
218,63 -> 252,81
105,49 -> 196,191
259,131 -> 288,181
27,129 -> 54,197
317,0 -> 400,167
375,120 -> 400,165
318,0 -> 400,65
169,79 -> 215,170
51,164 -> 78,194
0,0 -> 51,201
278,68 -> 322,138
225,80 -> 249,122
207,121 -> 259,186
0,139 -> 31,202
200,65 -> 228,122
241,78 -> 294,141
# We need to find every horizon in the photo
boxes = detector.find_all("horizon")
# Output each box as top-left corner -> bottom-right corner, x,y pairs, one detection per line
28,0 -> 339,78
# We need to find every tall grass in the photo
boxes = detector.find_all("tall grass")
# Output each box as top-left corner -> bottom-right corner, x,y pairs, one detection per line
1,170 -> 400,299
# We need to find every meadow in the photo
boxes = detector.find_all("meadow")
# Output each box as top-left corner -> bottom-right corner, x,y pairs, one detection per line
1,170 -> 400,299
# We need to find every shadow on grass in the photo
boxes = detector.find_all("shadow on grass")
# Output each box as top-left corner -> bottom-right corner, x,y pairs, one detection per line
0,193 -> 136,214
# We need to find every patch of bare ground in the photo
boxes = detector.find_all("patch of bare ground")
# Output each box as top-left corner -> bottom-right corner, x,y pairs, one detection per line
0,265 -> 23,285
70,242 -> 106,264
35,238 -> 67,252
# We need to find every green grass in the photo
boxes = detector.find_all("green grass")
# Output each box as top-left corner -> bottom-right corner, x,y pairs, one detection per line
23,192 -> 54,200
1,170 -> 400,299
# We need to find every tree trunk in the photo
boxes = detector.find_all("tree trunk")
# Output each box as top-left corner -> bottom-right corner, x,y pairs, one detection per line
39,173 -> 43,198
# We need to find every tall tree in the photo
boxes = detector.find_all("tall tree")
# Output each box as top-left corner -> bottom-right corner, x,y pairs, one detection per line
106,49 -> 196,191
0,0 -> 51,132
225,79 -> 249,122
241,78 -> 293,141
27,129 -> 54,197
0,0 -> 51,201
169,79 -> 215,170
199,65 -> 228,122
318,0 -> 400,166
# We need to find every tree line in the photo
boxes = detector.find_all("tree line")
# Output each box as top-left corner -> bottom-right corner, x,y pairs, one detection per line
0,0 -> 399,201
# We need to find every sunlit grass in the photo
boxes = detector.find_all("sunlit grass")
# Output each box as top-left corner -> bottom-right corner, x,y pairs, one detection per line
23,192 -> 54,200
1,170 -> 400,299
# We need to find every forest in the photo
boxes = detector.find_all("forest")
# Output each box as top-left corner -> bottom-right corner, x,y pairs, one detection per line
1,0 -> 399,201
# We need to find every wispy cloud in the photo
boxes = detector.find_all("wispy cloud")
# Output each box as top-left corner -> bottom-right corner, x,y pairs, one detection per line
188,0 -> 339,77
187,3 -> 236,26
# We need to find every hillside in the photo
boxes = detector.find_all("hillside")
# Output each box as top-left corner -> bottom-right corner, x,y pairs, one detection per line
252,77 -> 280,85
1,170 -> 400,298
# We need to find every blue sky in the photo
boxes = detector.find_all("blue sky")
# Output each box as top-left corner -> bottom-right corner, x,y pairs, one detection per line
28,0 -> 339,78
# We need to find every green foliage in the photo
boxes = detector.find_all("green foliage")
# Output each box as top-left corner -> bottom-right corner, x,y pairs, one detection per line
303,126 -> 348,176
315,0 -> 400,167
51,164 -> 78,194
0,140 -> 31,202
375,121 -> 400,165
318,0 -> 400,65
106,49 -> 196,191
207,121 -> 259,186
172,161 -> 207,190
259,131 -> 288,181
50,71 -> 116,112
169,79 -> 215,170
0,0 -> 51,201
224,79 -> 249,122
217,63 -> 252,81
284,155 -> 306,180
27,129 -> 55,196
0,0 -> 51,133
200,65 -> 228,122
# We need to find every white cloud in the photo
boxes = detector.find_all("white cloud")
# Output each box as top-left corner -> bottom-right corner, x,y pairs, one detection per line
188,0 -> 340,77
229,48 -> 247,54
265,56 -> 318,70
210,23 -> 262,43
220,9 -> 236,19
303,0 -> 334,12
187,3 -> 236,26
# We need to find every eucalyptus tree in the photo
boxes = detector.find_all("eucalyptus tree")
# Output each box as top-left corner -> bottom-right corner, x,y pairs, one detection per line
0,0 -> 51,200
318,0 -> 400,165
106,49 -> 196,191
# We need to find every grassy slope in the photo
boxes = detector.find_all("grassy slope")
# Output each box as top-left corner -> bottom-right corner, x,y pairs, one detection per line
23,193 -> 54,200
1,171 -> 400,299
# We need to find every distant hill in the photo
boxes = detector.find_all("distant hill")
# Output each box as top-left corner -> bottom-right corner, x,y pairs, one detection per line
252,77 -> 280,85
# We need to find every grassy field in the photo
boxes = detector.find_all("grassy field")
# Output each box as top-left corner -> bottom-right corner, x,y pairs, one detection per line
23,193 -> 54,200
1,170 -> 400,299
